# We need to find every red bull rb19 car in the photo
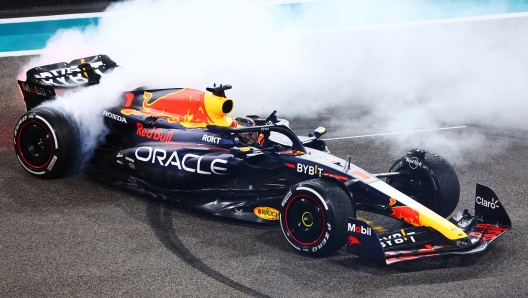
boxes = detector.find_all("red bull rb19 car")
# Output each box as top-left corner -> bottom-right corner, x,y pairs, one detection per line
14,55 -> 511,265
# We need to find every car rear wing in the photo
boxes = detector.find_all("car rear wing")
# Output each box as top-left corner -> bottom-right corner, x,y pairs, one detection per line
17,54 -> 117,111
346,184 -> 511,264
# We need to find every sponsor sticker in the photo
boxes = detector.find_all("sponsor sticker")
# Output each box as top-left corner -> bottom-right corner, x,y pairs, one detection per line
19,82 -> 54,98
476,196 -> 500,209
136,123 -> 173,142
34,61 -> 105,87
405,156 -> 422,170
135,147 -> 229,175
379,231 -> 416,248
202,134 -> 221,144
296,163 -> 323,176
103,110 -> 127,123
254,206 -> 280,220
348,223 -> 371,235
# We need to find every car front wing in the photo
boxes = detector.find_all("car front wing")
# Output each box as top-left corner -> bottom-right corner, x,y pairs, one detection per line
346,184 -> 511,265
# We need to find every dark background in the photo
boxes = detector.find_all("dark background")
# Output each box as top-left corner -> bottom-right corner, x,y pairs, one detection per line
0,0 -> 118,10
0,0 -> 117,18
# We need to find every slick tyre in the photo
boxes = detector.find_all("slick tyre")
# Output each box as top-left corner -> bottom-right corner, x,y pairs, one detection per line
13,107 -> 78,178
280,179 -> 354,257
387,151 -> 460,217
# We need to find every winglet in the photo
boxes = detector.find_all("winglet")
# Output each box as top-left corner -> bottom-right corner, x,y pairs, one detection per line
345,217 -> 385,263
474,183 -> 511,227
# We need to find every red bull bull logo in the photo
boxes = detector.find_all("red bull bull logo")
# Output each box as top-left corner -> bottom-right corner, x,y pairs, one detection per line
121,88 -> 233,128
389,197 -> 422,226
141,89 -> 212,124
348,235 -> 362,246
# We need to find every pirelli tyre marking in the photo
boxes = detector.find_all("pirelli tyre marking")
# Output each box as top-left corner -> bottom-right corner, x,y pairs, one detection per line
15,115 -> 59,175
16,156 -> 46,175
280,213 -> 301,251
281,185 -> 328,249
14,107 -> 78,178
281,180 -> 353,256
36,115 -> 58,149
295,186 -> 329,210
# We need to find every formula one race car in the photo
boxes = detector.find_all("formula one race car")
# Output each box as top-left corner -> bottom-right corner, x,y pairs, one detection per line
14,55 -> 511,264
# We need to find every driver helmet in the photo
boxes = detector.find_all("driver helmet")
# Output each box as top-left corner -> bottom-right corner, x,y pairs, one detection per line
231,116 -> 257,145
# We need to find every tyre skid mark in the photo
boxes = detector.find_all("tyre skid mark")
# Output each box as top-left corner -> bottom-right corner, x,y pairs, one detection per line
147,203 -> 271,298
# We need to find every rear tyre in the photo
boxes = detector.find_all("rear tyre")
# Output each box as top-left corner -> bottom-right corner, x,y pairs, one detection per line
13,107 -> 78,178
387,150 -> 460,217
280,179 -> 354,256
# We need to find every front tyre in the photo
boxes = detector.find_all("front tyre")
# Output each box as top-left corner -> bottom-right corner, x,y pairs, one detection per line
280,179 -> 354,256
387,150 -> 460,217
13,107 -> 78,178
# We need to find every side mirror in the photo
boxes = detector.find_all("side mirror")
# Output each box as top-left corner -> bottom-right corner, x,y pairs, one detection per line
230,146 -> 254,158
313,127 -> 326,139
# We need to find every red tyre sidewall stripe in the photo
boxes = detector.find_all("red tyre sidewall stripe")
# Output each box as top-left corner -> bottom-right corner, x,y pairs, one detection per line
17,120 -> 54,169
284,193 -> 326,246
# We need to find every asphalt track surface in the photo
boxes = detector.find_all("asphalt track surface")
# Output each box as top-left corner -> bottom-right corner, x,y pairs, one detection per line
2,55 -> 528,297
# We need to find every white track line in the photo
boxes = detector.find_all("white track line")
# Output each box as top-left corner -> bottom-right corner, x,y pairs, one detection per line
0,0 -> 329,24
321,126 -> 466,141
0,50 -> 43,57
0,12 -> 106,24
285,11 -> 528,35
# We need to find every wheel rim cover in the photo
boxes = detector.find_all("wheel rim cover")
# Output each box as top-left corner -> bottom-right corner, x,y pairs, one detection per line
285,194 -> 325,246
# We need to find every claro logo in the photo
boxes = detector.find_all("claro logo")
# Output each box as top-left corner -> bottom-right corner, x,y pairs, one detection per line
254,207 -> 280,221
135,147 -> 228,175
476,196 -> 500,209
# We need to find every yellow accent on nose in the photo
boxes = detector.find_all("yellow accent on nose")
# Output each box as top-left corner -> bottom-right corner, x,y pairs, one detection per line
240,147 -> 251,152
203,93 -> 234,126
